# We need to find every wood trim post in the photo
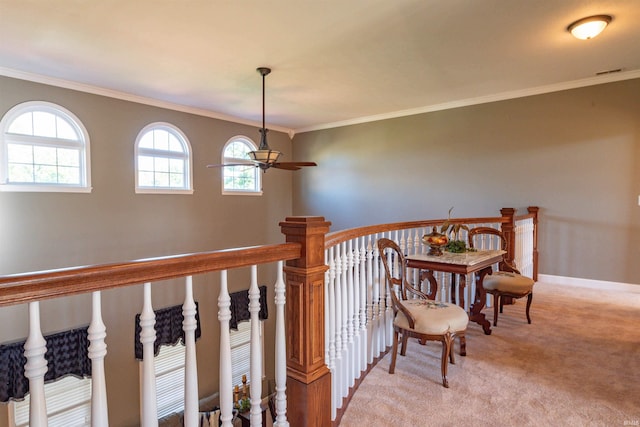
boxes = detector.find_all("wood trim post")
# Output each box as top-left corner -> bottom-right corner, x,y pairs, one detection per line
280,216 -> 332,427
528,206 -> 539,281
499,208 -> 517,306
500,208 -> 516,265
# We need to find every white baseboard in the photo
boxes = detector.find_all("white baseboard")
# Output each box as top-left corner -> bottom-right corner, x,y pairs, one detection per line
538,274 -> 640,293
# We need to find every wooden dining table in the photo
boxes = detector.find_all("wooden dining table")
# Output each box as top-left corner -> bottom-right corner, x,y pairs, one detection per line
405,250 -> 506,335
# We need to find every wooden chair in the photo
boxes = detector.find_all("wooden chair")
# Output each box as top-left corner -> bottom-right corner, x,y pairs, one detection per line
377,238 -> 468,388
467,227 -> 535,326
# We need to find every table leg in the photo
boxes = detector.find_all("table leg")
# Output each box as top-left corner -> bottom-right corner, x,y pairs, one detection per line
450,272 -> 457,304
457,274 -> 466,310
469,266 -> 492,335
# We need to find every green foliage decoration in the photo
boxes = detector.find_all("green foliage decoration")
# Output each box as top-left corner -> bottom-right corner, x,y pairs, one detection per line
439,207 -> 469,239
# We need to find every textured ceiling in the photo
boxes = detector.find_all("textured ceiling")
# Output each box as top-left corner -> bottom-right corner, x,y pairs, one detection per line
1,0 -> 639,134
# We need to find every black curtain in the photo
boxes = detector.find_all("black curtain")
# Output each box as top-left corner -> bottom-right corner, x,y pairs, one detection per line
0,326 -> 91,402
134,302 -> 202,360
229,285 -> 268,330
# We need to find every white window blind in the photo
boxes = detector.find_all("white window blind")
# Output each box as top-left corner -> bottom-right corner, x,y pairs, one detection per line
146,321 -> 264,419
11,376 -> 91,427
154,344 -> 186,419
230,321 -> 264,388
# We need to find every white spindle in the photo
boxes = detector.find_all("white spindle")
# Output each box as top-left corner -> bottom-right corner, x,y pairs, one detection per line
182,276 -> 198,427
24,301 -> 48,427
88,291 -> 108,427
340,242 -> 349,398
358,236 -> 368,374
326,247 -> 338,418
365,235 -> 374,365
407,229 -> 416,256
140,282 -> 158,427
218,271 -> 234,427
373,235 -> 386,357
352,239 -> 361,377
333,248 -> 343,408
324,249 -> 330,369
346,239 -> 355,388
248,265 -> 262,426
384,232 -> 394,347
274,261 -> 289,427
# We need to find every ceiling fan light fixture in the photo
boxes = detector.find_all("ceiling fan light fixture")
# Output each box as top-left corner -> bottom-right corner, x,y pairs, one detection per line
248,149 -> 281,164
567,15 -> 611,40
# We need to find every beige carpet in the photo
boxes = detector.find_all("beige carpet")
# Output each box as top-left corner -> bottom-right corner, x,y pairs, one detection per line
339,281 -> 640,426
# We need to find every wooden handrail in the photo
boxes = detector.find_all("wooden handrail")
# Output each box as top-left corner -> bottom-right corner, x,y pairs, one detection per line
0,242 -> 302,307
325,216 -> 507,248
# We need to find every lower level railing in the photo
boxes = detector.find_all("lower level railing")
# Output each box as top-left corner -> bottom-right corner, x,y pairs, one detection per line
323,207 -> 538,423
0,207 -> 538,427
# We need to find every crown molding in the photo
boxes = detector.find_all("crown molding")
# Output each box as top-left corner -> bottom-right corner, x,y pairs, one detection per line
0,66 -> 294,136
3,66 -> 639,138
294,69 -> 640,134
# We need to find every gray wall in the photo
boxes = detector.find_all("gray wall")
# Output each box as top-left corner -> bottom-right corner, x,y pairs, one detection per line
292,78 -> 640,285
1,74 -> 639,424
0,76 -> 293,426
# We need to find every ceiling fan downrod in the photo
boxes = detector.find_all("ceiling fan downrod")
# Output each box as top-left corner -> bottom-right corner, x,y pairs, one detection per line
257,67 -> 271,151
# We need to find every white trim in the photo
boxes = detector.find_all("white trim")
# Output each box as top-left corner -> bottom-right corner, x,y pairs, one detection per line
0,183 -> 92,193
5,66 -> 640,137
538,274 -> 640,293
221,136 -> 261,195
294,69 -> 640,134
135,188 -> 194,195
0,67 -> 293,135
222,190 -> 263,196
134,122 -> 193,194
0,101 -> 92,192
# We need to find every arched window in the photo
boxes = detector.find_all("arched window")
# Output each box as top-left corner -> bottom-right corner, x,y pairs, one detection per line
135,123 -> 193,194
222,136 -> 261,194
0,101 -> 91,192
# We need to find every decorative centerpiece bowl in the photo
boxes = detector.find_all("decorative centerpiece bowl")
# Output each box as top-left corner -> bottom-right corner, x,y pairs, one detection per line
422,226 -> 448,256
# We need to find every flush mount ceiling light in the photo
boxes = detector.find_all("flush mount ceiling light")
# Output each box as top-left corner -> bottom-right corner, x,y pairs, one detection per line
567,15 -> 612,40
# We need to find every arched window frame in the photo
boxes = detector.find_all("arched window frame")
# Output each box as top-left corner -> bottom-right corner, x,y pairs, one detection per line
135,122 -> 193,194
0,101 -> 91,193
222,136 -> 262,195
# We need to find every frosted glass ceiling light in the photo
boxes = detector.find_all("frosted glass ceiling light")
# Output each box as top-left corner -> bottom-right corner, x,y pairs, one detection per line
567,15 -> 612,40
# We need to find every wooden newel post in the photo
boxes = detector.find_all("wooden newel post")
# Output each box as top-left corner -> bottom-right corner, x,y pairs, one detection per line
280,216 -> 332,426
500,208 -> 516,265
499,208 -> 517,306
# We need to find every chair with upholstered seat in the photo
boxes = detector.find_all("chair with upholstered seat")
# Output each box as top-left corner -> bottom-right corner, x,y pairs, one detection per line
467,227 -> 535,326
377,238 -> 468,388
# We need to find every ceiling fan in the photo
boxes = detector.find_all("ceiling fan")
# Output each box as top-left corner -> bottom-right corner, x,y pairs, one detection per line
207,67 -> 317,172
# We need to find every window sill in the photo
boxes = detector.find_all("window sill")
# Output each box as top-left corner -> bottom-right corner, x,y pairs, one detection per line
0,184 -> 92,193
222,190 -> 263,196
135,188 -> 194,195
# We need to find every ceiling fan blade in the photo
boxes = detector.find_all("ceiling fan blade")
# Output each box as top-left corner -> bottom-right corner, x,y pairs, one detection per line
274,161 -> 317,167
271,163 -> 301,171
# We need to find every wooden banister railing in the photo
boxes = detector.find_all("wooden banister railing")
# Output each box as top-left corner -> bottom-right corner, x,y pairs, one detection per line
325,216 -> 507,248
0,208 -> 538,427
0,243 -> 301,307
